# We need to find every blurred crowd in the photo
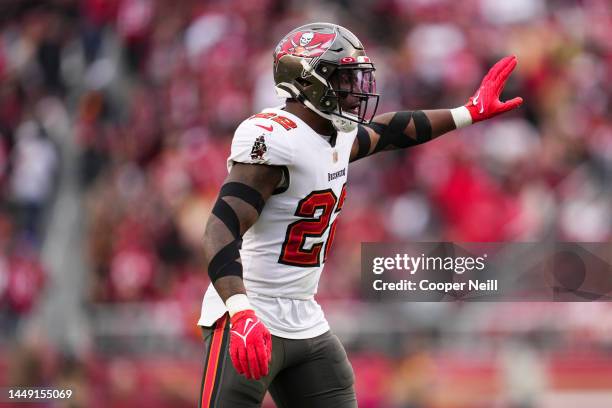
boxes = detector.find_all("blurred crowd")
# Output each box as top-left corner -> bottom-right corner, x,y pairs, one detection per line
75,0 -> 612,305
1,0 -> 611,406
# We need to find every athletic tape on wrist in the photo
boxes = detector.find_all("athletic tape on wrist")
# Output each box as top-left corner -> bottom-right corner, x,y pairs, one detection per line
225,294 -> 251,317
450,106 -> 472,129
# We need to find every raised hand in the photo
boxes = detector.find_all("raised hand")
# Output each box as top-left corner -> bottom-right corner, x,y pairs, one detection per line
464,55 -> 523,123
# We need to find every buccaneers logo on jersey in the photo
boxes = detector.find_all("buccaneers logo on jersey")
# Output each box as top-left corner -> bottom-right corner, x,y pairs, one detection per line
274,31 -> 337,68
250,135 -> 267,162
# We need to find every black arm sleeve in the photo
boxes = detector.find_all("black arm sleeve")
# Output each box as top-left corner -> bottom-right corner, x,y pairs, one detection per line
207,182 -> 265,282
368,110 -> 433,153
351,125 -> 372,162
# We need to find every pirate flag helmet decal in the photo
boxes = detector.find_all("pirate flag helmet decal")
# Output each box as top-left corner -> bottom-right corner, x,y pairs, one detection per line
273,23 -> 379,132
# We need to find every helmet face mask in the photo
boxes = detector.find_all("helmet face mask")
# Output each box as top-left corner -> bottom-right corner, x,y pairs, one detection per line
324,65 -> 379,126
273,23 -> 380,131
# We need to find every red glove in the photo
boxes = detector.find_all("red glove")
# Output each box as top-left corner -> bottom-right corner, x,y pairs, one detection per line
229,309 -> 272,380
454,55 -> 523,127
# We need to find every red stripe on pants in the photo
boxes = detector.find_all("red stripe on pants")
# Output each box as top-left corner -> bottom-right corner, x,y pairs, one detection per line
201,315 -> 228,408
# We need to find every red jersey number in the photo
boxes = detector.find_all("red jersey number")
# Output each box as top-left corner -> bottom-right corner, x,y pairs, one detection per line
279,184 -> 346,267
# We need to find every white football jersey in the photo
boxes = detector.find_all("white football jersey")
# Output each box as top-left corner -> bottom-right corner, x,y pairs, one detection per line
198,107 -> 355,339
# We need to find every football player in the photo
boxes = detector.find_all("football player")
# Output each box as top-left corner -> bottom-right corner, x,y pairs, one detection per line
198,22 -> 522,407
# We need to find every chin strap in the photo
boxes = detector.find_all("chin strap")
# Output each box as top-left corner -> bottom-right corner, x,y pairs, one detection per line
302,96 -> 358,133
332,116 -> 358,132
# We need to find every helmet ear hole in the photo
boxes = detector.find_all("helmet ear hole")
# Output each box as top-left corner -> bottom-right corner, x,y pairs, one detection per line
321,98 -> 335,110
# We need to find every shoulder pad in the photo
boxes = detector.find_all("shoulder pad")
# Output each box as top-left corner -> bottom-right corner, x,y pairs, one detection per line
227,117 -> 294,168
